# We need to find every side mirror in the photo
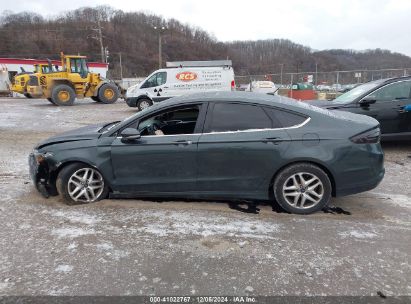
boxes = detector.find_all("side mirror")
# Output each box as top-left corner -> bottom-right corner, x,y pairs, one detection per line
360,96 -> 377,106
121,128 -> 141,141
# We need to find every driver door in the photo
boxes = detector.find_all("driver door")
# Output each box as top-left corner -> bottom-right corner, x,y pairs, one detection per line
110,103 -> 207,194
358,80 -> 411,134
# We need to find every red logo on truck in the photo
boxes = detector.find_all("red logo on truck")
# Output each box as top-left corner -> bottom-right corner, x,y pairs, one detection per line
176,71 -> 198,82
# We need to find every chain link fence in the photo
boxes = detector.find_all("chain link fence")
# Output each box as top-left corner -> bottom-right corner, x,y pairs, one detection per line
235,68 -> 411,90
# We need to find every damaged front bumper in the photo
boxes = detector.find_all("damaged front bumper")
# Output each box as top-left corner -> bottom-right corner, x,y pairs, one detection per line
28,151 -> 56,198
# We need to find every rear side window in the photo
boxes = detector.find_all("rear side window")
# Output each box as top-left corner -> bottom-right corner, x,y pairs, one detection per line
208,103 -> 273,132
265,108 -> 308,128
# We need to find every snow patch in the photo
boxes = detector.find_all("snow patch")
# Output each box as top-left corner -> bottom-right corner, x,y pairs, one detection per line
52,227 -> 95,238
46,210 -> 101,225
339,230 -> 378,239
130,211 -> 280,239
96,243 -> 113,251
55,265 -> 73,273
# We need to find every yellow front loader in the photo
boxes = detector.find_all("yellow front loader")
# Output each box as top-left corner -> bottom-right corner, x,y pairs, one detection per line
11,64 -> 52,98
26,53 -> 119,106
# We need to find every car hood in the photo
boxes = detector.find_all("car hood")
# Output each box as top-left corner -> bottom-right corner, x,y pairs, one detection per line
35,123 -> 108,150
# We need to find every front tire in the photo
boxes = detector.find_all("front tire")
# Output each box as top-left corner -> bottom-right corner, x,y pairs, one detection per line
51,84 -> 76,106
56,163 -> 108,205
273,163 -> 332,214
97,83 -> 119,104
137,98 -> 153,111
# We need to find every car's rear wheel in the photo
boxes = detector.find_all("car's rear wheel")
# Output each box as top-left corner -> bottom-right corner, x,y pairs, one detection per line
56,163 -> 108,205
137,98 -> 153,111
273,163 -> 332,214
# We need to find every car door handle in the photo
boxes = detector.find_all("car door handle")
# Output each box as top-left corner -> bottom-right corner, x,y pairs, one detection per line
262,137 -> 284,144
392,105 -> 406,113
173,140 -> 192,146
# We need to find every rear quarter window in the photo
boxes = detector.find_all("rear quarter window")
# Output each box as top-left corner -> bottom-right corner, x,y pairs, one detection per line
265,107 -> 308,128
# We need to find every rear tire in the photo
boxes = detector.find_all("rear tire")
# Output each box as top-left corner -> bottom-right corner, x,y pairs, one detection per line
97,83 -> 119,104
51,84 -> 75,106
273,163 -> 332,214
56,163 -> 109,205
47,98 -> 55,104
91,96 -> 100,102
137,98 -> 153,111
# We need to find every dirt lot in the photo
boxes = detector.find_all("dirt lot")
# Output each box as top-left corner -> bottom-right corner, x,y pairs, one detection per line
0,97 -> 410,296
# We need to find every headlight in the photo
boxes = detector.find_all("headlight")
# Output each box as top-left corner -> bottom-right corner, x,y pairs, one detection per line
34,151 -> 54,164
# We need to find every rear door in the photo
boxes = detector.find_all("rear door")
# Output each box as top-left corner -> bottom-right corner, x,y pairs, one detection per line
196,102 -> 291,195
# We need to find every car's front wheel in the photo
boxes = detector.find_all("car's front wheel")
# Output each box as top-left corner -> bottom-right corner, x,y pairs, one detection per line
56,163 -> 108,205
137,98 -> 153,111
273,163 -> 332,214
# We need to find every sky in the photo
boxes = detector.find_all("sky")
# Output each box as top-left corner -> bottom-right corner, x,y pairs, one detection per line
1,0 -> 411,56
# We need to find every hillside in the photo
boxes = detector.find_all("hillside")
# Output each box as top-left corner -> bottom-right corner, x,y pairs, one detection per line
1,6 -> 411,79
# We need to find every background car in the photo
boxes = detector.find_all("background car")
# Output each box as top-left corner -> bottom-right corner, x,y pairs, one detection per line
30,92 -> 384,214
309,76 -> 411,140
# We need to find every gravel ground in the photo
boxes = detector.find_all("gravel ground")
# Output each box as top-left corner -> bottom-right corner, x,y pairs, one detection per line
0,97 -> 410,296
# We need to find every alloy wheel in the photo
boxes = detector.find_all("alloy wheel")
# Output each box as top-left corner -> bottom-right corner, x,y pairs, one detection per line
140,100 -> 151,109
282,172 -> 324,209
67,168 -> 104,203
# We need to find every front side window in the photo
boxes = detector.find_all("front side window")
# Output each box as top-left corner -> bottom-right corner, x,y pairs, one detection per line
208,103 -> 273,132
141,72 -> 167,88
70,58 -> 89,76
367,81 -> 411,102
138,105 -> 200,136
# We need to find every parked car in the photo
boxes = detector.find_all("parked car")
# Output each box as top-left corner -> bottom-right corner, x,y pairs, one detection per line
29,92 -> 384,214
309,77 -> 411,140
125,60 -> 235,111
246,81 -> 278,94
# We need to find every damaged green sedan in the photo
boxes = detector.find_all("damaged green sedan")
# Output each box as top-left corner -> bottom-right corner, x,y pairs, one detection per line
29,92 -> 384,214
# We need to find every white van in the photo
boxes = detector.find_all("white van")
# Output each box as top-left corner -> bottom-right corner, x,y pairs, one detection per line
126,60 -> 235,110
246,81 -> 278,94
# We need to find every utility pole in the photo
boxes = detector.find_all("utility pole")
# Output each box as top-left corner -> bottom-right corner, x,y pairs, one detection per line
154,26 -> 166,69
279,63 -> 284,86
315,62 -> 318,86
97,18 -> 105,63
119,52 -> 123,79
104,46 -> 109,63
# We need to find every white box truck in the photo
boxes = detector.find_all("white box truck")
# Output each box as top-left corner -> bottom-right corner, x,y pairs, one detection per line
126,60 -> 235,111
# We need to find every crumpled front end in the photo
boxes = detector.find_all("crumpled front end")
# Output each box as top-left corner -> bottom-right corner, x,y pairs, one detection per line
28,151 -> 58,198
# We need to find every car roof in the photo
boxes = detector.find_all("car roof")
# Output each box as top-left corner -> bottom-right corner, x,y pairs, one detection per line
150,91 -> 304,112
380,76 -> 411,84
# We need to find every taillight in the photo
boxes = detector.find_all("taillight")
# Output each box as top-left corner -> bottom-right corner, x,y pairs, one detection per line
231,80 -> 235,91
350,127 -> 380,144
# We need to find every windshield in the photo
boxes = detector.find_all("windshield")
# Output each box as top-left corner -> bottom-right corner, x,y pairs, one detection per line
333,80 -> 384,104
